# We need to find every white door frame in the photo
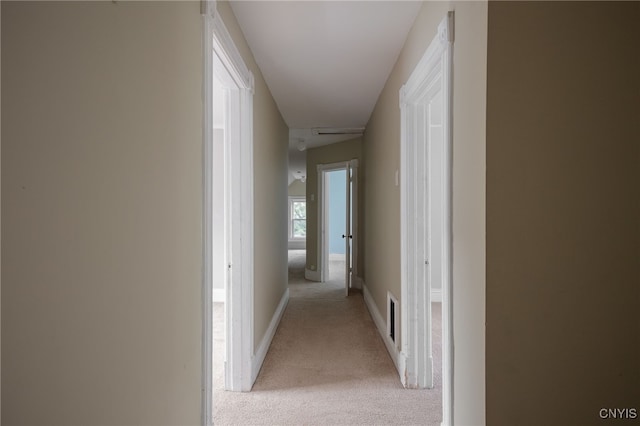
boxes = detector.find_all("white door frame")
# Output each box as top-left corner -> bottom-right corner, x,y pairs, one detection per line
203,2 -> 255,425
399,11 -> 453,425
316,160 -> 359,287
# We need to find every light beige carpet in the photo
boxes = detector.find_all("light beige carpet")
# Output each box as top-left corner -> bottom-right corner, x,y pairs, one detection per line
213,249 -> 442,425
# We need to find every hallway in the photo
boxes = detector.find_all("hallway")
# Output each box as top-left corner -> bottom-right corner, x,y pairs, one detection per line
213,250 -> 442,425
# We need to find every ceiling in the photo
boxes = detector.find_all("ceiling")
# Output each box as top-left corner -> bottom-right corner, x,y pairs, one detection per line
229,1 -> 422,183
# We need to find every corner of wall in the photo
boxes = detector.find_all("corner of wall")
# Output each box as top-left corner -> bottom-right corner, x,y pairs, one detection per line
449,2 -> 487,424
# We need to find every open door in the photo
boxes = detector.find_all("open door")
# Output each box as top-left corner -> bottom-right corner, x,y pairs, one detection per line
343,162 -> 351,296
342,159 -> 358,296
319,160 -> 359,294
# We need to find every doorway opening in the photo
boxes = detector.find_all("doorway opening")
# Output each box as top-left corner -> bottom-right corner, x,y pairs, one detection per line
325,169 -> 347,283
317,160 -> 359,296
399,11 -> 453,425
204,5 -> 256,425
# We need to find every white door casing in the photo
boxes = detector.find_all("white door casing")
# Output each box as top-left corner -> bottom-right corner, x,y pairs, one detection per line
203,2 -> 255,425
399,11 -> 453,425
212,5 -> 255,393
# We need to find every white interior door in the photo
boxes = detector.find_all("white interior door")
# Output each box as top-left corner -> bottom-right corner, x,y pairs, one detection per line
344,162 -> 351,296
349,160 -> 358,289
342,160 -> 359,296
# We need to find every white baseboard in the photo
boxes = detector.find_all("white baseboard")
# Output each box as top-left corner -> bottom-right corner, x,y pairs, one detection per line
362,283 -> 400,373
251,288 -> 289,384
431,288 -> 442,303
212,288 -> 225,303
305,268 -> 321,282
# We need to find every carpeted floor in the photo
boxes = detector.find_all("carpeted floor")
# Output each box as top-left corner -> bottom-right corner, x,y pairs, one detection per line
213,249 -> 442,425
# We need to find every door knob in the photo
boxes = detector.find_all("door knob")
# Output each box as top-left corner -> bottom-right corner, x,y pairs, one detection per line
342,234 -> 353,239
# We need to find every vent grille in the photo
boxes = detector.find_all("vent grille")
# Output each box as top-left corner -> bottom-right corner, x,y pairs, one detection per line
387,291 -> 398,346
312,127 -> 365,136
389,299 -> 396,342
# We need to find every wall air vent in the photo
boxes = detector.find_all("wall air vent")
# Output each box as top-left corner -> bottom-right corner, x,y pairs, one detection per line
387,291 -> 399,347
311,127 -> 365,136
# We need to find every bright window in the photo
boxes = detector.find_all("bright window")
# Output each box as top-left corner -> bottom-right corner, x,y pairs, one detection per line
289,197 -> 306,239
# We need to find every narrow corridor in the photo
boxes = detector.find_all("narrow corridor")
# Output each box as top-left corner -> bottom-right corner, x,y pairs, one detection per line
213,250 -> 442,425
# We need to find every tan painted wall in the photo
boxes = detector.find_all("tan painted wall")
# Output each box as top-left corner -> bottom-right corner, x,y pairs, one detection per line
2,2 -> 202,424
288,179 -> 306,197
486,2 -> 640,425
363,2 -> 487,423
305,137 -> 364,276
216,2 -> 289,350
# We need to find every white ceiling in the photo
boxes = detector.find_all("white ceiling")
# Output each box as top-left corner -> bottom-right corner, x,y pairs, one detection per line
229,1 -> 422,182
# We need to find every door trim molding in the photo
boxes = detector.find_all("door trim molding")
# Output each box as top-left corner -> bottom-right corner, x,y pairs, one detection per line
203,4 -> 255,425
202,12 -> 214,426
211,5 -> 254,93
399,11 -> 454,425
